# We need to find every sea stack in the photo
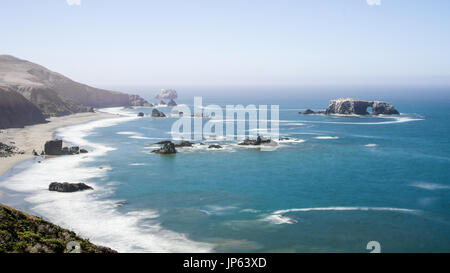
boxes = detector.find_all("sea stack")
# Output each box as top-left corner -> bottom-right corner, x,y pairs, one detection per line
167,99 -> 177,106
155,88 -> 178,107
325,98 -> 399,115
152,109 -> 166,117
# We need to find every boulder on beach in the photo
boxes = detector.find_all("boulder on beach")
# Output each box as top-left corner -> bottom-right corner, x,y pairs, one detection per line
80,149 -> 88,154
151,142 -> 176,154
152,109 -> 166,118
48,182 -> 93,193
0,142 -> 21,157
44,140 -> 63,155
69,146 -> 79,154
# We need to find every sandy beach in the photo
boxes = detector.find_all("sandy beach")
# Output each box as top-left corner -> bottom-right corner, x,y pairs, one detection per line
0,111 -> 115,179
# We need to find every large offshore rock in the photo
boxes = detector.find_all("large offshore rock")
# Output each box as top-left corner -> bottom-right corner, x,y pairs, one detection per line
325,98 -> 399,115
155,88 -> 178,100
167,99 -> 177,106
371,101 -> 400,115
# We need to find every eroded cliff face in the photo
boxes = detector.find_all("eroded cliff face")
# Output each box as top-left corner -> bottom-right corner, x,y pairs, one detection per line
325,98 -> 399,115
0,55 -> 150,118
0,87 -> 47,129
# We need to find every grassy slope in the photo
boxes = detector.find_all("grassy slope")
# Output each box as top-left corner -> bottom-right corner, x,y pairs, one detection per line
0,203 -> 116,253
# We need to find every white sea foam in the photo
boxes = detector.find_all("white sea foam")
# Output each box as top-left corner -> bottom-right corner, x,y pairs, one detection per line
129,163 -> 148,166
299,116 -> 424,125
0,108 -> 213,253
128,135 -> 152,140
117,131 -> 139,135
262,214 -> 298,225
365,144 -> 378,147
262,206 -> 420,225
315,136 -> 339,140
273,206 -> 419,215
202,205 -> 238,215
240,209 -> 261,213
277,138 -> 306,144
410,182 -> 450,191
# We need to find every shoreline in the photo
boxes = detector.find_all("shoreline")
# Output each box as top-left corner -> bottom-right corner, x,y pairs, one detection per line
0,111 -> 116,182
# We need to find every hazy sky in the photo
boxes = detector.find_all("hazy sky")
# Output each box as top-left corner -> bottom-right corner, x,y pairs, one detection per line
1,0 -> 450,87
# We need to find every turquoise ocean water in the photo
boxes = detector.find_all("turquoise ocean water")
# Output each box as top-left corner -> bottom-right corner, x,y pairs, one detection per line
1,89 -> 449,252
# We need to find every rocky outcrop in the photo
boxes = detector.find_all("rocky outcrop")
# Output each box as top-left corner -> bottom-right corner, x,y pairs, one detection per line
0,203 -> 116,253
0,87 -> 47,129
155,89 -> 178,100
151,142 -> 176,154
0,142 -> 24,157
137,112 -> 144,117
371,101 -> 400,115
48,182 -> 93,193
167,99 -> 177,106
238,136 -> 273,146
208,144 -> 223,149
80,149 -> 88,154
152,109 -> 166,117
0,55 -> 150,119
128,94 -> 152,107
325,98 -> 399,115
301,109 -> 325,115
155,140 -> 172,145
175,141 -> 194,147
44,140 -> 86,155
44,140 -> 63,155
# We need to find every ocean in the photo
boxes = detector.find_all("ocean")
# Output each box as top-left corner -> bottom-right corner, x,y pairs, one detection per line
1,88 -> 450,253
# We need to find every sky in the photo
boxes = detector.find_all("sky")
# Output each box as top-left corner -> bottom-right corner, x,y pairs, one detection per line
1,0 -> 450,89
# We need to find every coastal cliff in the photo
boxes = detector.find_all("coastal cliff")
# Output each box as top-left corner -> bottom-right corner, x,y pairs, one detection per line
0,55 -> 150,121
0,203 -> 116,253
0,87 -> 47,129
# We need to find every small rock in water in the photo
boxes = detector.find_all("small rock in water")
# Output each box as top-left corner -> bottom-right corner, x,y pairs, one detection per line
208,144 -> 223,149
175,141 -> 194,147
152,142 -> 176,154
302,109 -> 316,115
238,136 -> 272,146
152,109 -> 166,117
48,182 -> 93,193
